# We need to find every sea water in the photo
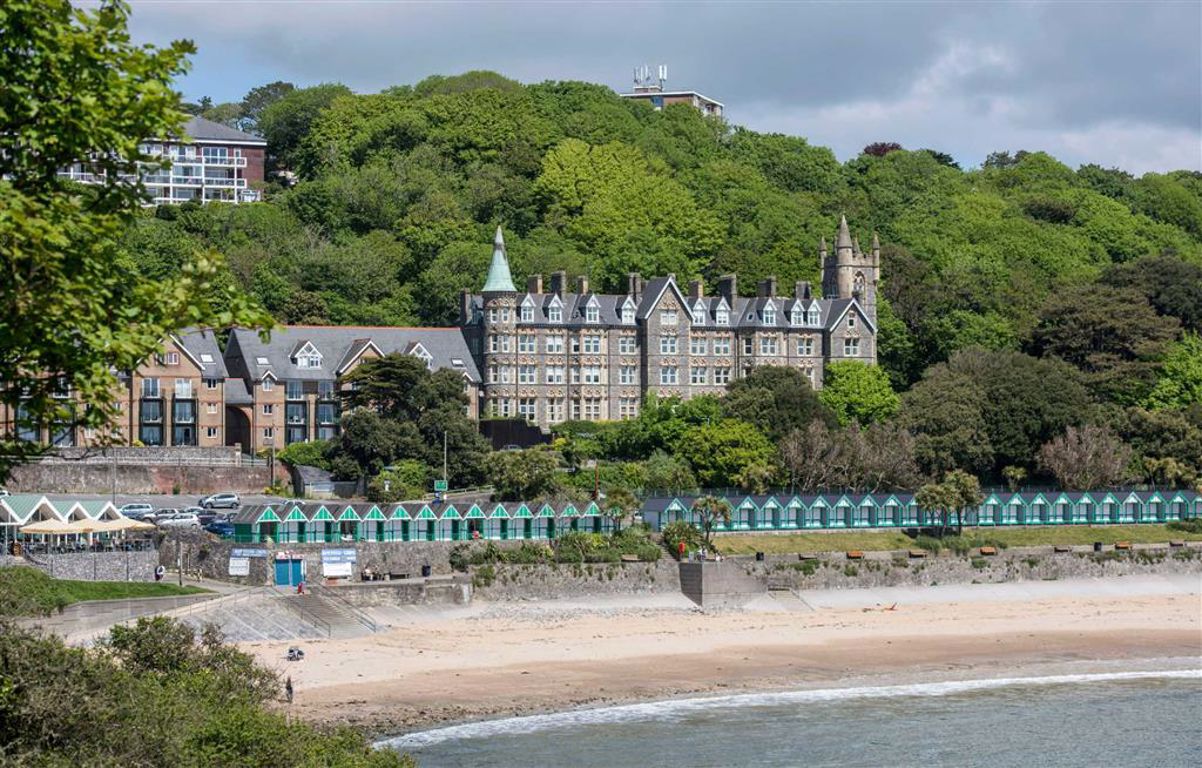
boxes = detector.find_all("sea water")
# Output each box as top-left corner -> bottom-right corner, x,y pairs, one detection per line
381,669 -> 1202,768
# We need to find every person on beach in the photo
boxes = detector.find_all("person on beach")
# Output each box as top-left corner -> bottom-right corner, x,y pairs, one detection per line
285,676 -> 294,704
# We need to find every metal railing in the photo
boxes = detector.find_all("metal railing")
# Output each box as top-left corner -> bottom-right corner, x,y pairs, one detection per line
309,584 -> 378,633
276,592 -> 331,638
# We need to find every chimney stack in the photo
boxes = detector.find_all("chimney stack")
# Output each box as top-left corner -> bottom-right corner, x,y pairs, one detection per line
459,288 -> 473,323
550,270 -> 567,297
757,277 -> 777,298
717,274 -> 738,303
627,272 -> 643,300
527,275 -> 543,294
688,279 -> 704,299
795,281 -> 812,300
576,275 -> 589,295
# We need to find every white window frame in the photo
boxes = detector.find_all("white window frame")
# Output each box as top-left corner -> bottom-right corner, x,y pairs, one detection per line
690,366 -> 708,385
545,335 -> 565,354
660,309 -> 678,326
618,336 -> 637,355
843,338 -> 861,357
660,366 -> 679,386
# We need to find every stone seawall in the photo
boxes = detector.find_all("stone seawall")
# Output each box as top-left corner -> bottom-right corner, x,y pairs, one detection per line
328,579 -> 472,608
471,560 -> 681,600
8,462 -> 286,495
23,549 -> 159,582
752,544 -> 1202,590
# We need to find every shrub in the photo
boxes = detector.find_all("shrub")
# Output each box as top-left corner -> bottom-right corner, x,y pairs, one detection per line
276,439 -> 333,471
1168,520 -> 1202,534
843,565 -> 859,577
971,557 -> 987,569
472,564 -> 496,587
661,521 -> 703,559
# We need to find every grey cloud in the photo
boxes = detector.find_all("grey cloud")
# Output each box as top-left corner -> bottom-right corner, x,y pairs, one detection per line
127,0 -> 1200,172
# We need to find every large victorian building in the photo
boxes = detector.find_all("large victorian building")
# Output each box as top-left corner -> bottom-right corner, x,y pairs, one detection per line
461,217 -> 879,430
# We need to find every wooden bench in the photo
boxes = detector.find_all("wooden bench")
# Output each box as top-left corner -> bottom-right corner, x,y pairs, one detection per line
1169,540 -> 1185,548
979,546 -> 997,556
1053,545 -> 1071,553
798,553 -> 819,561
846,550 -> 864,560
908,549 -> 928,559
620,554 -> 640,562
1115,541 -> 1132,550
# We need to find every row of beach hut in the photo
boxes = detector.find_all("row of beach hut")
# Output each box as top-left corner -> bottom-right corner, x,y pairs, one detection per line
0,495 -> 151,545
229,489 -> 1200,544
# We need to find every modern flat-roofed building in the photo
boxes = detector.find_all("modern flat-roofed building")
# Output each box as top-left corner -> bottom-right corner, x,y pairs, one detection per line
58,116 -> 266,205
619,64 -> 723,118
222,326 -> 481,453
460,218 -> 879,430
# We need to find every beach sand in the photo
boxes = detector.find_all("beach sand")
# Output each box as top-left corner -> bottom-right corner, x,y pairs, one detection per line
242,575 -> 1202,736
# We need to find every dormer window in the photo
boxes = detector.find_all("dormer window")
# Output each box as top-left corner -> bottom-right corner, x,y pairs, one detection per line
692,301 -> 706,325
807,307 -> 820,326
293,341 -> 323,369
790,307 -> 803,326
548,297 -> 563,323
520,304 -> 533,322
716,307 -> 729,326
409,343 -> 434,370
762,303 -> 776,325
585,301 -> 600,324
621,298 -> 635,324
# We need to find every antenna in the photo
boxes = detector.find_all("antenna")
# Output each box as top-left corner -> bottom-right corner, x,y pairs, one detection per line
658,64 -> 668,88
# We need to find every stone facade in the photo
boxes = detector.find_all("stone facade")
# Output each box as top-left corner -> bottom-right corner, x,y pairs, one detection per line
461,218 -> 879,429
24,548 -> 159,582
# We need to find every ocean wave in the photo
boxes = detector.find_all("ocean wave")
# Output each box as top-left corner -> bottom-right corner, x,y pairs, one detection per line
378,667 -> 1202,750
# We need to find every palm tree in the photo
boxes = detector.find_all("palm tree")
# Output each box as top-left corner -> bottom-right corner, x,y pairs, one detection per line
691,494 -> 732,550
603,486 -> 641,534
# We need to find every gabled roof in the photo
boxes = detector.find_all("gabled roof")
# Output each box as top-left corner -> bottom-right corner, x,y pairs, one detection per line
226,326 -> 480,384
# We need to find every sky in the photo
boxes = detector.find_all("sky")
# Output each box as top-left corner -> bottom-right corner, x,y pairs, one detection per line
125,0 -> 1202,174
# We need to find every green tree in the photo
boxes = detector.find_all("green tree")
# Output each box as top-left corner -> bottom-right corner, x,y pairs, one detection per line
340,353 -> 467,422
239,80 -> 295,133
1144,333 -> 1202,410
674,419 -> 778,489
259,82 -> 353,172
690,494 -> 732,549
943,468 -> 983,535
602,486 -> 641,532
818,361 -> 901,426
1037,425 -> 1133,491
724,365 -> 835,439
0,0 -> 269,481
1028,284 -> 1180,404
367,459 -> 428,503
490,447 -> 561,501
643,450 -> 697,493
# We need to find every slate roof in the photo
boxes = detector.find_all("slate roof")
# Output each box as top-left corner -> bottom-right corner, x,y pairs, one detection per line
225,326 -> 480,383
179,116 -> 266,145
473,276 -> 870,332
177,328 -> 229,378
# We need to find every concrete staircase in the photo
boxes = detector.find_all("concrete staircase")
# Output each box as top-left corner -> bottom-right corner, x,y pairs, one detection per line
285,591 -> 372,639
679,561 -> 767,609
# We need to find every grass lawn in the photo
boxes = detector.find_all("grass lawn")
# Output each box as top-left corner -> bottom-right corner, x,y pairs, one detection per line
713,524 -> 1202,555
0,566 -> 208,618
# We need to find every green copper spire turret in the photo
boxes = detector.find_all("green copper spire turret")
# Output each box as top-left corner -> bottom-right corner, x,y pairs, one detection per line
482,225 -> 516,293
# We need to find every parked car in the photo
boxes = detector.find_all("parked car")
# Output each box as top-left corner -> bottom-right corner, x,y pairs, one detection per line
204,521 -> 235,538
146,507 -> 179,523
199,492 -> 240,510
118,503 -> 154,520
157,511 -> 201,529
0,487 -> 9,497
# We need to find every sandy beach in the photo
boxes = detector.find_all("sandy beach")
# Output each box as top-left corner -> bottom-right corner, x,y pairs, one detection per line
242,575 -> 1202,737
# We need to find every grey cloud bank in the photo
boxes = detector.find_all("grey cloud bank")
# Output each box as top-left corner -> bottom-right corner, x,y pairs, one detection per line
129,0 -> 1201,174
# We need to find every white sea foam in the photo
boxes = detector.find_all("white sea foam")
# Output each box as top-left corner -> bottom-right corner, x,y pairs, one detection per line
378,668 -> 1202,750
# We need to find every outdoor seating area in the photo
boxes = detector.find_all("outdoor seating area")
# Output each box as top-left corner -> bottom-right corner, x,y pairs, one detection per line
231,500 -> 615,544
1,495 -> 154,554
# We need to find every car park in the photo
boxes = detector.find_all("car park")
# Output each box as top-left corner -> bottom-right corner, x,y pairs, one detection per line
204,520 -> 235,537
147,507 -> 179,523
118,503 -> 155,519
199,492 -> 240,510
157,511 -> 201,529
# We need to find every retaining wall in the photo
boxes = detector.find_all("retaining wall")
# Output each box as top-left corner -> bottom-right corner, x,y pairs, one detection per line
327,579 -> 472,607
8,462 -> 286,495
23,549 -> 159,582
753,544 -> 1202,590
679,561 -> 767,608
470,559 -> 681,600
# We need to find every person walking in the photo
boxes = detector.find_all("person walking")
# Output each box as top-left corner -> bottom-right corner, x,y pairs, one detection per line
285,676 -> 294,704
